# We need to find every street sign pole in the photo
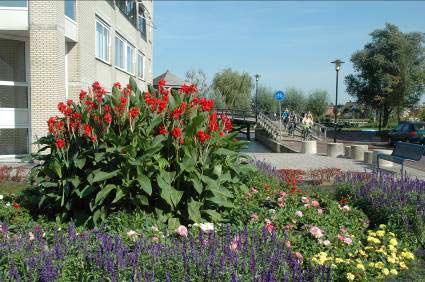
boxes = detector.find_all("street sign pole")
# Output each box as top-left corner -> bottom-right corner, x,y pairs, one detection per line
274,90 -> 285,135
279,101 -> 282,131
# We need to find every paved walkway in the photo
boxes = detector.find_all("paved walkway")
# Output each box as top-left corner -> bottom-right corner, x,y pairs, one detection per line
247,152 -> 425,180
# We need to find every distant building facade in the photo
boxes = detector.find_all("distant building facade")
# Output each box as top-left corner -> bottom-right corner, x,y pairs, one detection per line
0,0 -> 153,157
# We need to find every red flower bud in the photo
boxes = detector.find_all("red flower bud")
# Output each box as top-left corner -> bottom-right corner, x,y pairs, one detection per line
171,127 -> 181,139
55,138 -> 65,149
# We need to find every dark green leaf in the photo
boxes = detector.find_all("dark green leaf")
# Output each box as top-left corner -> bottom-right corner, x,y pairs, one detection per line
136,174 -> 152,195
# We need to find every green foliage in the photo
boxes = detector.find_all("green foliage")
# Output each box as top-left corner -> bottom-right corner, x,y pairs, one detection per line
306,90 -> 330,119
281,88 -> 307,114
256,85 -> 279,113
30,78 -> 253,227
212,68 -> 253,109
184,68 -> 209,94
345,23 -> 425,127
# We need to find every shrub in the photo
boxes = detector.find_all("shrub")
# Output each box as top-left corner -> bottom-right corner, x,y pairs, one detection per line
31,78 -> 253,227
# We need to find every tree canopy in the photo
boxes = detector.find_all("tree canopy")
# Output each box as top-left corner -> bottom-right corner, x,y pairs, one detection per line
212,68 -> 253,109
185,68 -> 209,95
345,23 -> 425,127
281,88 -> 306,114
306,90 -> 330,119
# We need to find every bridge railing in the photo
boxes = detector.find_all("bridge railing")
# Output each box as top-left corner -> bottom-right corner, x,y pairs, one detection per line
215,108 -> 256,123
257,112 -> 284,141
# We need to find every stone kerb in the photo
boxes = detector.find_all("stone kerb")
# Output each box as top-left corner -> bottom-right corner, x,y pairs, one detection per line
301,140 -> 317,154
327,142 -> 344,158
350,145 -> 369,161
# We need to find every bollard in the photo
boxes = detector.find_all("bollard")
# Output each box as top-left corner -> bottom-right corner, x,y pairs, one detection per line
344,146 -> 351,158
364,151 -> 374,164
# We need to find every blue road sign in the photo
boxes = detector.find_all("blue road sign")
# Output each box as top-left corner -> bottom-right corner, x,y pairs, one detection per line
275,90 -> 285,101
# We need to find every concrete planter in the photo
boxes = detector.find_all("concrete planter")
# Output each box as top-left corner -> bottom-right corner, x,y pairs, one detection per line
344,146 -> 351,158
350,145 -> 369,161
364,151 -> 374,164
372,149 -> 394,167
327,142 -> 344,158
301,140 -> 317,154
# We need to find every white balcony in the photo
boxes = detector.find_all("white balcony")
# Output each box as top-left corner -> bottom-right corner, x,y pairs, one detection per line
0,1 -> 28,31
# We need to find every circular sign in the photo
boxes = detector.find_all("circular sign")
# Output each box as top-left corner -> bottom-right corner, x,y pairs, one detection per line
275,90 -> 285,101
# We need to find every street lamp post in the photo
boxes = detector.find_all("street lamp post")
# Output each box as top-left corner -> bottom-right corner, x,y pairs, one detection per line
331,59 -> 344,143
255,74 -> 260,123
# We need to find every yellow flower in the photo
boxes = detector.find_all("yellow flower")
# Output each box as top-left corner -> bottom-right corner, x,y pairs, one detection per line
346,273 -> 355,281
399,261 -> 408,269
358,249 -> 366,256
335,258 -> 344,264
376,230 -> 385,237
389,238 -> 397,246
367,236 -> 381,244
388,245 -> 396,252
379,224 -> 386,229
356,263 -> 365,271
389,232 -> 396,237
387,256 -> 396,264
382,268 -> 390,276
401,251 -> 415,260
390,269 -> 398,275
375,262 -> 384,269
368,231 -> 377,237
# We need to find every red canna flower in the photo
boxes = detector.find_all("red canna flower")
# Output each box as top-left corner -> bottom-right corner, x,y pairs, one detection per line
12,202 -> 20,209
221,113 -> 233,132
104,105 -> 111,112
159,126 -> 168,135
171,127 -> 181,139
128,107 -> 140,118
83,124 -> 92,137
48,117 -> 56,133
208,111 -> 218,132
55,138 -> 65,149
67,99 -> 73,106
113,82 -> 121,89
180,84 -> 197,94
79,90 -> 87,100
172,102 -> 187,120
179,138 -> 184,145
199,98 -> 214,112
197,130 -> 210,142
158,79 -> 166,88
219,131 -> 224,137
57,102 -> 67,114
104,112 -> 112,124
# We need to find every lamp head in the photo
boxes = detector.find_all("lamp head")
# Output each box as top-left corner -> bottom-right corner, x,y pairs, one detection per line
331,59 -> 345,71
255,74 -> 260,81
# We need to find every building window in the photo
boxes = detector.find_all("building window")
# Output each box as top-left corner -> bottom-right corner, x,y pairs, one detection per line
64,0 -> 76,21
137,52 -> 144,79
116,0 -> 137,26
138,5 -> 147,37
115,34 -> 134,74
0,0 -> 27,7
95,18 -> 110,63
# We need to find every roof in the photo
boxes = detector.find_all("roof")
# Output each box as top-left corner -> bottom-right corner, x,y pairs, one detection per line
153,70 -> 187,88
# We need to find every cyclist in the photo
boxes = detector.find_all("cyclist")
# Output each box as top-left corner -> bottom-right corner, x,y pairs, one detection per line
287,111 -> 297,137
301,111 -> 314,140
282,108 -> 289,129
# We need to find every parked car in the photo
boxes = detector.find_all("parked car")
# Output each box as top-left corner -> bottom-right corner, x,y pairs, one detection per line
388,121 -> 425,145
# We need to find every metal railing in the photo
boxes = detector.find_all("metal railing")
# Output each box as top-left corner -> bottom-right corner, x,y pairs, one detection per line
215,108 -> 256,124
257,112 -> 285,141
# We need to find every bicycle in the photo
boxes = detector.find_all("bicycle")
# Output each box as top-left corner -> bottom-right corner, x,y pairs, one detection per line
288,121 -> 296,137
302,125 -> 313,140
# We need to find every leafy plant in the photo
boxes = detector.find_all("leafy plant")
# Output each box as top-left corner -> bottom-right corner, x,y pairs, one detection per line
31,78 -> 253,226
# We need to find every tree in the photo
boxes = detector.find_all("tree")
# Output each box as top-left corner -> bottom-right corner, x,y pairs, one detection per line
306,90 -> 329,119
256,85 -> 279,113
281,88 -> 306,114
185,68 -> 209,95
212,68 -> 253,109
345,23 -> 425,127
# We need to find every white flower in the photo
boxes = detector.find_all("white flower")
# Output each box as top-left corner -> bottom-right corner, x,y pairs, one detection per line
323,240 -> 331,246
342,205 -> 350,212
151,226 -> 159,232
199,223 -> 214,233
28,232 -> 35,241
269,209 -> 276,214
6,202 -> 10,207
0,195 -> 3,200
127,230 -> 139,238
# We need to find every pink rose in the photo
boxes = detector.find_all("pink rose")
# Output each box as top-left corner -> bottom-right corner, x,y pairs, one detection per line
152,236 -> 159,242
278,197 -> 285,208
301,196 -> 310,204
343,237 -> 353,245
176,225 -> 188,237
250,213 -> 259,223
230,241 -> 238,251
311,200 -> 320,207
265,219 -> 274,234
304,204 -> 311,209
250,187 -> 259,194
317,208 -> 324,215
295,211 -> 303,217
293,251 -> 304,262
279,191 -> 287,198
337,234 -> 345,241
310,226 -> 324,239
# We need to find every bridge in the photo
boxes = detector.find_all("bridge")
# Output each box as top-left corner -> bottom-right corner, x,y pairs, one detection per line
215,108 -> 328,142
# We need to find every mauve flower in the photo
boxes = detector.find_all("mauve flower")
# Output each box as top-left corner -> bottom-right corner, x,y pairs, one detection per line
310,226 -> 324,239
176,225 -> 188,237
295,211 -> 303,217
265,219 -> 274,234
343,237 -> 353,245
279,191 -> 287,197
152,236 -> 159,242
337,234 -> 345,242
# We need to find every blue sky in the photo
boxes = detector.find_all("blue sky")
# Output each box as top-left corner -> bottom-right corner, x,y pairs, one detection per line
153,1 -> 425,103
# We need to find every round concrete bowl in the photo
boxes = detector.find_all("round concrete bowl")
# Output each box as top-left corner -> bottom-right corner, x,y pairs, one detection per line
344,145 -> 351,158
372,149 -> 394,167
327,142 -> 344,158
301,140 -> 317,154
350,145 -> 369,161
